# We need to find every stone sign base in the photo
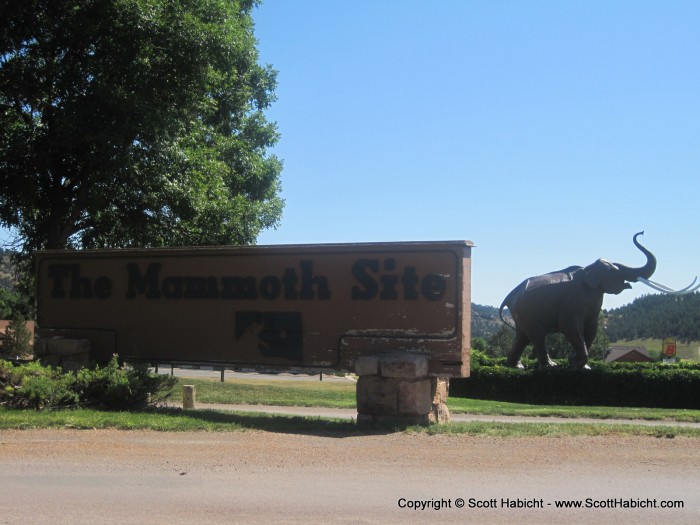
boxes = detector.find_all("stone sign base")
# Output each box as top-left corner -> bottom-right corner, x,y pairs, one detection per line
35,337 -> 93,372
355,353 -> 450,426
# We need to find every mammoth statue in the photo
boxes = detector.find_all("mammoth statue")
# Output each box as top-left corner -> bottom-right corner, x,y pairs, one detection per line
499,232 -> 699,369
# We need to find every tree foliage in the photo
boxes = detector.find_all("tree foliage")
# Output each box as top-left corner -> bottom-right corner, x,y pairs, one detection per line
605,292 -> 700,343
487,324 -> 514,357
1,311 -> 32,359
0,247 -> 31,317
0,0 -> 282,254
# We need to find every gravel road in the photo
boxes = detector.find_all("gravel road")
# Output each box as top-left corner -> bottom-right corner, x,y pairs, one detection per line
1,428 -> 698,524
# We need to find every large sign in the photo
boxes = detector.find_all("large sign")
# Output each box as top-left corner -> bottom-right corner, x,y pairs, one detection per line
36,241 -> 473,376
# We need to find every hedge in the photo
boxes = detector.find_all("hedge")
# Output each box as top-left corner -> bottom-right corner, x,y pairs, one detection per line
451,352 -> 700,409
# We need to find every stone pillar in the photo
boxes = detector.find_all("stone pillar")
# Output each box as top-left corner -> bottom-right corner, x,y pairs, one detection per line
431,377 -> 450,424
355,352 -> 450,426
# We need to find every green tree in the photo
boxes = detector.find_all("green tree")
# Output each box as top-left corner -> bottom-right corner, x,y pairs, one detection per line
471,337 -> 488,353
487,325 -> 514,358
0,287 -> 20,319
0,0 -> 282,256
2,311 -> 32,359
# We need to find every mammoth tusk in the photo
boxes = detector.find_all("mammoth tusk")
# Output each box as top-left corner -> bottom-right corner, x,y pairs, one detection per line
641,276 -> 697,293
637,276 -> 700,295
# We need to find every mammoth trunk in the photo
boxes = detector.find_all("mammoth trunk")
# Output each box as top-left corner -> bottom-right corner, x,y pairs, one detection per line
614,232 -> 657,282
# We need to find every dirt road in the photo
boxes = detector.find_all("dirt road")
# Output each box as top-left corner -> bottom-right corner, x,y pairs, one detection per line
1,428 -> 698,524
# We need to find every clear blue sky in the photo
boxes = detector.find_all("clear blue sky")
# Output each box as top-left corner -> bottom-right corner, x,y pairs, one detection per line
2,1 -> 697,311
252,0 -> 699,309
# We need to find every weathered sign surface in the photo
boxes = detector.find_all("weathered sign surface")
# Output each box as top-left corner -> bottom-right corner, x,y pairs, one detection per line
36,241 -> 472,376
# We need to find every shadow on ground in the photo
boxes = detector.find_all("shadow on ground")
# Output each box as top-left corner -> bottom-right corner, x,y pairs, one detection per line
149,406 -> 405,437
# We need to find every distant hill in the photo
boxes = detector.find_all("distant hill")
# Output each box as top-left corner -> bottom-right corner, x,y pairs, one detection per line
471,303 -> 508,339
605,292 -> 700,343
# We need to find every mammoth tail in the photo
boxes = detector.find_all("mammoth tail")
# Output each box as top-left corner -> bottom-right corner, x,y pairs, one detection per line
498,298 -> 516,331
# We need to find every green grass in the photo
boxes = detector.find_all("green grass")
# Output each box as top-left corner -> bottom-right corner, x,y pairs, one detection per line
0,406 -> 356,433
1,406 -> 698,438
410,421 -> 700,438
2,374 -> 699,437
174,377 -> 700,423
176,377 -> 357,407
447,397 -> 700,422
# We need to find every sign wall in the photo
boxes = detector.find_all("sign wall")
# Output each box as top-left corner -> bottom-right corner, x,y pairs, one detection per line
36,241 -> 473,376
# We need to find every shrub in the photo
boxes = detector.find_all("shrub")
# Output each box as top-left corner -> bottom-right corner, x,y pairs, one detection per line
469,349 -> 501,367
75,357 -> 176,410
0,357 -> 176,410
0,360 -> 77,409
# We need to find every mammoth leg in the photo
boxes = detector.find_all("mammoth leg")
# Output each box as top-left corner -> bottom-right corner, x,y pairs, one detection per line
583,319 -> 599,357
505,330 -> 529,369
563,329 -> 590,370
532,333 -> 556,368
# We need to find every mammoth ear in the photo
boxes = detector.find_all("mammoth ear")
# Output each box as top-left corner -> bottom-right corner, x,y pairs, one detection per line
583,259 -> 615,289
